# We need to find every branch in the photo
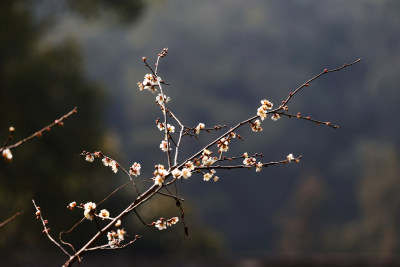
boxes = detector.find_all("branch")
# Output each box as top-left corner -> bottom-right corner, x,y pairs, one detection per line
0,210 -> 23,228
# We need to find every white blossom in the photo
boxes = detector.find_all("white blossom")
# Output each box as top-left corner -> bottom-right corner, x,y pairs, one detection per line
171,168 -> 182,179
287,153 -> 295,162
181,168 -> 192,179
129,162 -> 141,177
83,202 -> 96,220
2,148 -> 12,161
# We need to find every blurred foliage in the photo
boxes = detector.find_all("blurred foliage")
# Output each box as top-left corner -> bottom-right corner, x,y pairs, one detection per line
0,0 -> 111,258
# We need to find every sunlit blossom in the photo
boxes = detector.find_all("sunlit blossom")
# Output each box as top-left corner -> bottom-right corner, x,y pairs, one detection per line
160,140 -> 171,152
271,113 -> 281,121
181,168 -> 192,179
171,168 -> 182,179
129,162 -> 141,177
195,123 -> 205,134
99,209 -> 110,219
83,202 -> 96,220
85,154 -> 94,162
287,153 -> 294,162
167,217 -> 179,226
155,219 -> 167,230
251,119 -> 263,132
2,148 -> 12,161
243,157 -> 256,166
256,162 -> 263,172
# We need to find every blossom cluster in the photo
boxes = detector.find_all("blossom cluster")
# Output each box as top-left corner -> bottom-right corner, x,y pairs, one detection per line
137,73 -> 161,93
107,227 -> 126,248
257,99 -> 273,121
83,151 -> 119,173
203,169 -> 218,182
201,149 -> 217,166
153,164 -> 169,186
129,162 -> 141,177
153,217 -> 179,230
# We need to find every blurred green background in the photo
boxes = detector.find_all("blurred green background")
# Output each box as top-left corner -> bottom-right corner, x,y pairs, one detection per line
1,0 -> 400,266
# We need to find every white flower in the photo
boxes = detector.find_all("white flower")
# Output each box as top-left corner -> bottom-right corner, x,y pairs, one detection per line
117,228 -> 126,241
142,74 -> 161,93
287,153 -> 295,162
99,209 -> 110,219
67,201 -> 76,210
115,219 -> 122,227
83,202 -> 96,220
155,219 -> 167,230
251,119 -> 263,132
195,123 -> 205,134
184,161 -> 195,171
102,157 -> 112,166
256,162 -> 263,172
155,93 -> 170,105
85,154 -> 94,162
160,140 -> 171,152
243,152 -> 249,158
2,148 -> 12,161
166,124 -> 175,133
271,113 -> 281,121
202,149 -> 212,157
129,162 -> 141,177
171,168 -> 182,179
181,168 -> 192,179
203,169 -> 216,182
217,137 -> 230,153
157,122 -> 165,131
261,99 -> 273,109
167,217 -> 179,226
257,106 -> 267,121
202,156 -> 216,166
111,161 -> 118,173
213,176 -> 219,182
154,175 -> 164,186
243,157 -> 256,166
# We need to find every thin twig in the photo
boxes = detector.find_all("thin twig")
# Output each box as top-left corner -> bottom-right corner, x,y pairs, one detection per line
32,200 -> 71,258
0,211 -> 23,228
1,107 -> 78,152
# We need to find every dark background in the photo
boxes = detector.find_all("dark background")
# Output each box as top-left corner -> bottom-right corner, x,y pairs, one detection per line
1,0 -> 400,266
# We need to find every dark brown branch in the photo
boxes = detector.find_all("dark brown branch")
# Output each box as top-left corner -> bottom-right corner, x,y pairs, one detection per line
1,107 -> 77,152
0,211 -> 23,228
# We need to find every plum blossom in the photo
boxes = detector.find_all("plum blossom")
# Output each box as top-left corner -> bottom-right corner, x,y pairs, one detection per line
203,169 -> 216,182
217,137 -> 230,153
155,93 -> 170,105
2,148 -> 12,161
167,217 -> 179,226
83,202 -> 96,220
256,162 -> 263,172
271,113 -> 281,121
129,162 -> 141,177
195,123 -> 205,134
251,119 -> 263,132
99,209 -> 110,219
85,154 -> 94,162
287,153 -> 294,162
171,168 -> 182,179
160,140 -> 171,152
181,168 -> 192,179
155,218 -> 167,230
243,157 -> 256,166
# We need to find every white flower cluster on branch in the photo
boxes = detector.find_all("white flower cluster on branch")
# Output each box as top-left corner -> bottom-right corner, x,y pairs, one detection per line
31,48 -> 361,267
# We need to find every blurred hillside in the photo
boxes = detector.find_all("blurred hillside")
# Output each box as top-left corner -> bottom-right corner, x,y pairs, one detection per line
2,0 -> 400,265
